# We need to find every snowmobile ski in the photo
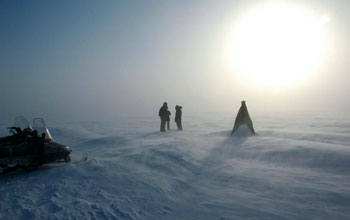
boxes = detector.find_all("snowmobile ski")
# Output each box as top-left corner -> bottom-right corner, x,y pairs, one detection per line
71,153 -> 88,164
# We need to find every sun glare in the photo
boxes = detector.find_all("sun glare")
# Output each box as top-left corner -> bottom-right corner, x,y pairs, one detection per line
229,3 -> 328,89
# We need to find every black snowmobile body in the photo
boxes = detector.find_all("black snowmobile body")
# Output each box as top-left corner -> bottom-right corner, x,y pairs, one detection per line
0,136 -> 72,166
0,117 -> 72,174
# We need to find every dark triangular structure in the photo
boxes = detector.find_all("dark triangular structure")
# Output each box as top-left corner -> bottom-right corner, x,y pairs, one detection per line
231,101 -> 255,135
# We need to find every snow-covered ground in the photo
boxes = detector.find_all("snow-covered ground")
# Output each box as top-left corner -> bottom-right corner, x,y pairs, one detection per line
1,113 -> 350,220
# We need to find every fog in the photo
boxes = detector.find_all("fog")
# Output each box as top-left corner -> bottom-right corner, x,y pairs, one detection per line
1,0 -> 349,123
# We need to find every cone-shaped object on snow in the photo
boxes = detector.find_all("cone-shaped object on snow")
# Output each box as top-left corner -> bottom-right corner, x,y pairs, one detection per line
231,101 -> 255,135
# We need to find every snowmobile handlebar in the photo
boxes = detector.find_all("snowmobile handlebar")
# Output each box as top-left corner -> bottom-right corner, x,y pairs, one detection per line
8,127 -> 22,134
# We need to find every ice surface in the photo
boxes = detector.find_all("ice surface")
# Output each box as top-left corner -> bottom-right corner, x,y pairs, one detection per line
0,114 -> 350,220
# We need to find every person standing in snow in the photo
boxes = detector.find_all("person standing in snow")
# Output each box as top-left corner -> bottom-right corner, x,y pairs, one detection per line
175,105 -> 183,130
231,101 -> 255,134
159,102 -> 168,132
166,110 -> 171,130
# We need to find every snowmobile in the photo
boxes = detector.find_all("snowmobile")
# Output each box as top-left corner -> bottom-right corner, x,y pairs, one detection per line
0,116 -> 75,174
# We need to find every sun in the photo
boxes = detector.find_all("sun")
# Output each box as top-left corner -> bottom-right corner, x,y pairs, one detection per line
229,3 -> 328,89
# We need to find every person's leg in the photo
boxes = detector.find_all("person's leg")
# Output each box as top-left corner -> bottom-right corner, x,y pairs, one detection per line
167,120 -> 170,130
160,118 -> 166,132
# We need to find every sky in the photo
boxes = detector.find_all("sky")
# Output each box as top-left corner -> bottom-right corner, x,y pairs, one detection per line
0,0 -> 349,122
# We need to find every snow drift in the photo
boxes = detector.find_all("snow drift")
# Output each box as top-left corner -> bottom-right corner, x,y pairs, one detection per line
0,114 -> 349,220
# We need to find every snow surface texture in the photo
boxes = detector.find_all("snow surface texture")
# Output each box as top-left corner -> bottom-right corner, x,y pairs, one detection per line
0,114 -> 350,220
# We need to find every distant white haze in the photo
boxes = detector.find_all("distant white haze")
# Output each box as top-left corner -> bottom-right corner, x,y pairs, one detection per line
0,0 -> 349,123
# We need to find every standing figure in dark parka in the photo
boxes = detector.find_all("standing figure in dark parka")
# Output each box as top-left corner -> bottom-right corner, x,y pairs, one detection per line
159,102 -> 168,132
231,101 -> 255,134
175,105 -> 183,130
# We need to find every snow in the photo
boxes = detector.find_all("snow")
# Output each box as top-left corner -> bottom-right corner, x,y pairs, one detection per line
1,113 -> 350,220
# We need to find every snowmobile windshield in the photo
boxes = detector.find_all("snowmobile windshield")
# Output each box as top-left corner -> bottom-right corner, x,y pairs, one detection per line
33,118 -> 53,142
13,116 -> 31,131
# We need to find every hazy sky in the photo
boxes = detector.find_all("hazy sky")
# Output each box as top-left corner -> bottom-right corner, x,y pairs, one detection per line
0,0 -> 349,121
